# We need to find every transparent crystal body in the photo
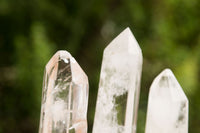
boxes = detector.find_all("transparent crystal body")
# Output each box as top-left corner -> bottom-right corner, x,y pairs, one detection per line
39,50 -> 89,133
145,69 -> 188,133
92,28 -> 143,133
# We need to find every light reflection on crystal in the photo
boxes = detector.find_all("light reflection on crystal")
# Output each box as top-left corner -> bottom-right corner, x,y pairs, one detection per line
39,50 -> 88,133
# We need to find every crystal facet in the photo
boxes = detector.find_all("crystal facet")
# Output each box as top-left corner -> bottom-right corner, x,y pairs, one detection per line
39,50 -> 89,133
92,28 -> 143,133
145,69 -> 188,133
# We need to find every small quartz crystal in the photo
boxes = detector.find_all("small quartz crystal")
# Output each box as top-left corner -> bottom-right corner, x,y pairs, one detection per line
145,69 -> 188,133
39,50 -> 89,133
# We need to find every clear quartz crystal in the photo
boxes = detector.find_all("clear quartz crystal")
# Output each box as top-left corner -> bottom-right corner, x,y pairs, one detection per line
39,50 -> 89,133
92,28 -> 143,133
145,69 -> 188,133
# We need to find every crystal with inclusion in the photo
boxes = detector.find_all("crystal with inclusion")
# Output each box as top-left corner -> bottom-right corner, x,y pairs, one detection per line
92,28 -> 143,133
39,50 -> 89,133
145,69 -> 188,133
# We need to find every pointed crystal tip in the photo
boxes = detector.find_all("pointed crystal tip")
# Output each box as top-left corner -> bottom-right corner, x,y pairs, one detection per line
104,27 -> 142,56
45,50 -> 88,84
161,68 -> 172,75
158,68 -> 175,79
123,27 -> 132,34
151,68 -> 188,102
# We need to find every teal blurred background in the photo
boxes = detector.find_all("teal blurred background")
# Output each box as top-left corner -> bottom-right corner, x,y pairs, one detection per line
0,0 -> 200,133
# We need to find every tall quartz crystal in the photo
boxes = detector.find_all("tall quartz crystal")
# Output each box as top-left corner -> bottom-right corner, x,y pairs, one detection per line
39,50 -> 89,133
92,28 -> 143,133
145,69 -> 188,133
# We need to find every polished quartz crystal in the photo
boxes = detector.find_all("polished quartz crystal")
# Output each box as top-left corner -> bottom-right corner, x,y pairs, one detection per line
145,69 -> 188,133
39,50 -> 89,133
92,28 -> 143,133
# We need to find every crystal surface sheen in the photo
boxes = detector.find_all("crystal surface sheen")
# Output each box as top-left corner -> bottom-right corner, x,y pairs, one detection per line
92,28 -> 143,133
39,50 -> 89,133
145,69 -> 188,133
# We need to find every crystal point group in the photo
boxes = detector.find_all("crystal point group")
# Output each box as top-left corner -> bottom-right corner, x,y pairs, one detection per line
39,28 -> 188,133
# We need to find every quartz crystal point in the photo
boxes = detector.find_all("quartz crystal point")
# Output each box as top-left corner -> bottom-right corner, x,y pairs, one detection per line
39,50 -> 89,133
145,69 -> 188,133
92,28 -> 143,133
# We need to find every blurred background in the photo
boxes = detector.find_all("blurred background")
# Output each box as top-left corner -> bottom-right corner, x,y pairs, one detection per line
0,0 -> 200,133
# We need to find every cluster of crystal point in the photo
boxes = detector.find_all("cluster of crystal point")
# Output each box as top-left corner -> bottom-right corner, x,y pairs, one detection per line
92,28 -> 143,133
39,50 -> 89,133
145,69 -> 188,133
